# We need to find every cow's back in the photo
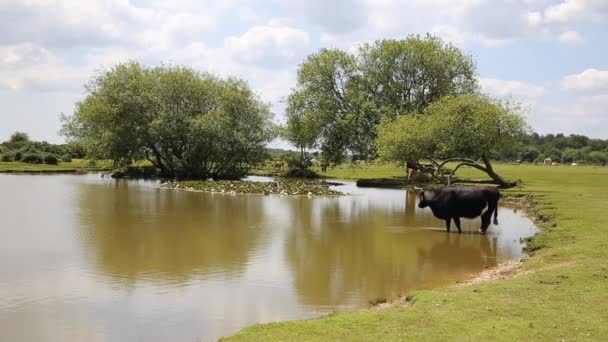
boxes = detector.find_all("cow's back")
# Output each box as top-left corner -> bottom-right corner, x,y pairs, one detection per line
438,186 -> 499,218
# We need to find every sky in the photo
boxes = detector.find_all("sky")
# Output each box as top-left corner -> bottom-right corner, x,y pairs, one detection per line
1,0 -> 607,144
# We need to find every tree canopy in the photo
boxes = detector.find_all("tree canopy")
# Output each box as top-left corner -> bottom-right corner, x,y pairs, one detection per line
377,95 -> 528,187
284,34 -> 478,163
61,62 -> 275,179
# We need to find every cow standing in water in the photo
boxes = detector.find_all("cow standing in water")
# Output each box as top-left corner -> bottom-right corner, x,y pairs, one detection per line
417,186 -> 500,233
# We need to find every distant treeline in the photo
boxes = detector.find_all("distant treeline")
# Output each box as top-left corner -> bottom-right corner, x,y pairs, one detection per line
0,132 -> 86,165
2,132 -> 607,166
493,133 -> 608,164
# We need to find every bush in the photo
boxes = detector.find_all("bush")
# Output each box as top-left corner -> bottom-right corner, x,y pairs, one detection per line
283,152 -> 313,169
1,153 -> 14,162
587,151 -> 607,165
21,152 -> 43,164
284,167 -> 320,178
43,154 -> 59,165
61,154 -> 72,163
14,150 -> 23,161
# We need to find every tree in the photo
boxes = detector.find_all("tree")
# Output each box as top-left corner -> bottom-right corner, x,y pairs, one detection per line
587,151 -> 607,165
377,95 -> 528,188
61,62 -> 275,179
359,35 -> 478,120
283,92 -> 321,168
285,34 -> 478,163
5,131 -> 30,147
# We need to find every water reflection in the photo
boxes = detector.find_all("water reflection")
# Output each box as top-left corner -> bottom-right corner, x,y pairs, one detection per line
284,188 -> 505,308
0,175 -> 537,342
77,179 -> 268,284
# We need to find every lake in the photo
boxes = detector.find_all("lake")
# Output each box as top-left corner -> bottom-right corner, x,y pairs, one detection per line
0,174 -> 536,341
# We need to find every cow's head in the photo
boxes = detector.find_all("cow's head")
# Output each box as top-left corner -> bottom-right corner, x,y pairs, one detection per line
417,189 -> 431,208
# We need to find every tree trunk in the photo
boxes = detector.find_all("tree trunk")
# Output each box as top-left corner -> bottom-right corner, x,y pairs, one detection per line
434,156 -> 518,188
300,146 -> 305,168
481,155 -> 517,188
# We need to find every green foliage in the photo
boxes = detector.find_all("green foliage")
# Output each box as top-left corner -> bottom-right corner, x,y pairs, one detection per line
377,95 -> 528,163
282,152 -> 311,169
61,154 -> 72,163
6,131 -> 29,146
61,62 -> 275,179
359,35 -> 478,119
21,152 -> 43,164
286,34 -> 477,164
43,154 -> 59,165
519,146 -> 540,162
1,153 -> 14,162
283,167 -> 320,179
587,151 -> 607,164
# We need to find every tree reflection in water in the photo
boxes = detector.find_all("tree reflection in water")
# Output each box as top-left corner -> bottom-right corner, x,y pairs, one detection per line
77,179 -> 267,285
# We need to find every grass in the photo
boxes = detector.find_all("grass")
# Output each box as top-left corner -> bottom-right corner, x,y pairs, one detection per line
0,159 -> 112,173
222,163 -> 608,341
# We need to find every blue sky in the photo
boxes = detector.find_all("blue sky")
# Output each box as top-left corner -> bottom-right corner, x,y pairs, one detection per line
1,0 -> 607,144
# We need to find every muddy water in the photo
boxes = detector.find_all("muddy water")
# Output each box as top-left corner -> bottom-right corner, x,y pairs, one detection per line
0,174 -> 536,341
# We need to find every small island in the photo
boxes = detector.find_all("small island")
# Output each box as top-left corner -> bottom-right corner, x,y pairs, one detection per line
162,179 -> 343,196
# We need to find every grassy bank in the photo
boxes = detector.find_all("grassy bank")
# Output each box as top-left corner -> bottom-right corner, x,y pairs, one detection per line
0,159 -> 112,173
223,163 -> 608,341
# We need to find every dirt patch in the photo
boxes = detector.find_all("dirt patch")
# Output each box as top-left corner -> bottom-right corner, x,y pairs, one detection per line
454,258 -> 524,287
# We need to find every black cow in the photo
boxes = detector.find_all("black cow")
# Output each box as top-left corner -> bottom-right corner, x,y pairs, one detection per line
417,186 -> 500,233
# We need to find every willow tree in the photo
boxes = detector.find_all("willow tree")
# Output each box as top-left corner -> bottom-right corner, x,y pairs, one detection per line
377,95 -> 528,188
283,34 -> 478,164
61,62 -> 275,179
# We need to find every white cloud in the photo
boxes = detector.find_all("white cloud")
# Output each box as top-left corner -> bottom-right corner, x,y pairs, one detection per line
0,43 -> 88,92
0,43 -> 54,66
312,0 -> 560,48
535,94 -> 608,137
224,24 -> 310,68
279,0 -> 367,34
480,78 -> 546,102
561,69 -> 608,91
0,0 -> 219,49
558,30 -> 587,45
544,0 -> 608,24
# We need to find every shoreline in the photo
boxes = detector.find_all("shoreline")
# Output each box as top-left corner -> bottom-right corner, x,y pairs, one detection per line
369,191 -> 539,310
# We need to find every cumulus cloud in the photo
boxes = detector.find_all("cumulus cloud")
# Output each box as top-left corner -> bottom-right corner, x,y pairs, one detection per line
456,1 -> 547,41
0,43 -> 88,92
558,30 -> 587,45
478,75 -> 608,138
544,0 -> 608,24
279,0 -> 367,34
561,69 -> 608,91
225,24 -> 310,68
0,0 -> 218,49
480,78 -> 546,102
535,93 -> 608,137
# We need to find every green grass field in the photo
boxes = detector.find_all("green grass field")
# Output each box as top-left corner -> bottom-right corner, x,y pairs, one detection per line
223,163 -> 608,341
0,159 -> 112,173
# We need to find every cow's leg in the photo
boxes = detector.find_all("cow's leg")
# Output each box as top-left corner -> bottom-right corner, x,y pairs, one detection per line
480,210 -> 492,233
453,217 -> 462,233
491,199 -> 499,225
445,218 -> 451,232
